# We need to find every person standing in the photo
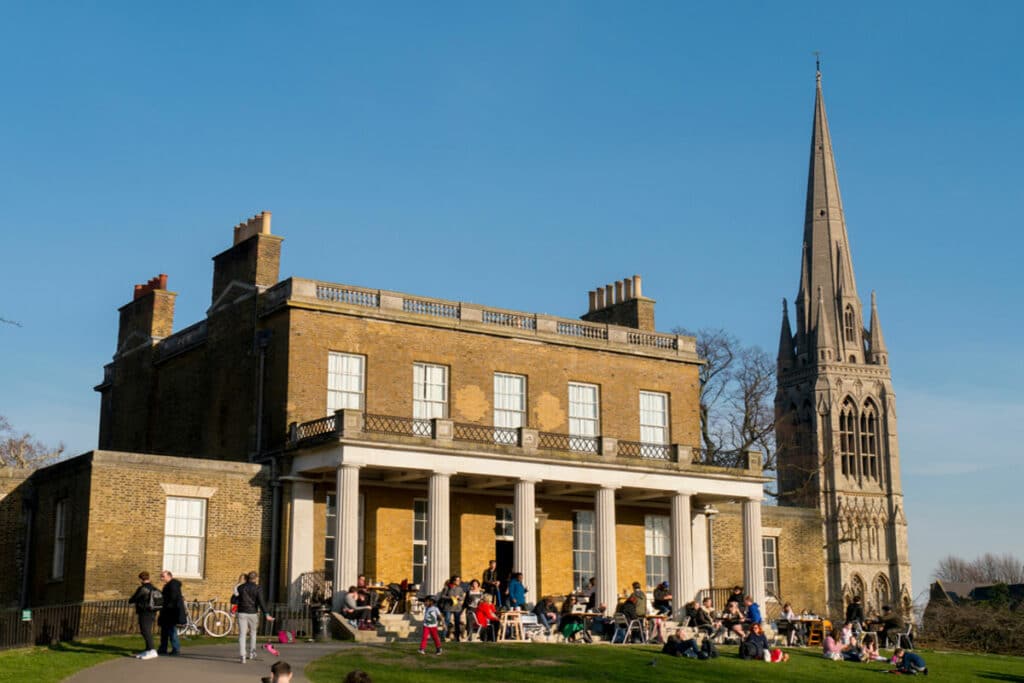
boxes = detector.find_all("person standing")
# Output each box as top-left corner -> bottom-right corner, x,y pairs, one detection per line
418,595 -> 444,655
128,571 -> 160,660
507,572 -> 527,609
157,570 -> 186,656
482,560 -> 502,607
236,571 -> 274,664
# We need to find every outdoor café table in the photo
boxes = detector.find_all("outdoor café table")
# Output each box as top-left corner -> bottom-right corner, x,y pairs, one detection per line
498,610 -> 524,641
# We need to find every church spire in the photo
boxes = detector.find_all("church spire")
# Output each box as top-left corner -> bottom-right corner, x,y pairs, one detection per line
796,66 -> 862,362
778,298 -> 795,370
868,291 -> 888,365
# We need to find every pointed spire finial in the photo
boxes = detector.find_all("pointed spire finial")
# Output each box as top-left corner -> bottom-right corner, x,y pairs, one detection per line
814,51 -> 821,82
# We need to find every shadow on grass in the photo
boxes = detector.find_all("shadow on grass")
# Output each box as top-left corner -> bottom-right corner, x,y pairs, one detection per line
46,641 -> 138,657
977,674 -> 1024,682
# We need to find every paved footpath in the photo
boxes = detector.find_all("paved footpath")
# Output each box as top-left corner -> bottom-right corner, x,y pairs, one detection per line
64,641 -> 358,683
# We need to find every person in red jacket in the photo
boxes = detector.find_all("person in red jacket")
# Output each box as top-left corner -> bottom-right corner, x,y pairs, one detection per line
475,594 -> 500,641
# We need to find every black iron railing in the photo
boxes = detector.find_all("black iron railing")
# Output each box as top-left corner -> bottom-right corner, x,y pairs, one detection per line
453,423 -> 517,445
618,440 -> 672,460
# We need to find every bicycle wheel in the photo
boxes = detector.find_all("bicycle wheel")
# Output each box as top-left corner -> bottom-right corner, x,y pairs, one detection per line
204,609 -> 234,637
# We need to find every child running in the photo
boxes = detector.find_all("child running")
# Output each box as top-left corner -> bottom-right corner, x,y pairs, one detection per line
419,595 -> 445,655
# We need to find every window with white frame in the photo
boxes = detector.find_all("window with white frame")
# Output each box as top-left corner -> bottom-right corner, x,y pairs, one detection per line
494,373 -> 526,429
52,499 -> 68,580
327,352 -> 365,413
163,497 -> 207,578
413,363 -> 448,420
325,493 -> 336,579
573,510 -> 595,592
495,505 -> 514,541
639,391 -> 669,444
763,537 -> 779,597
412,498 -> 428,585
644,515 -> 671,590
569,382 -> 599,452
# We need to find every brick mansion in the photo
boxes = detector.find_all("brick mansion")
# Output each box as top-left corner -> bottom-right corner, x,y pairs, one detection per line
0,71 -> 911,620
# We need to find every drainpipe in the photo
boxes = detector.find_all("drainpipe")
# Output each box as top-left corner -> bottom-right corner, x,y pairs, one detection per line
253,329 -> 281,604
20,485 -> 36,608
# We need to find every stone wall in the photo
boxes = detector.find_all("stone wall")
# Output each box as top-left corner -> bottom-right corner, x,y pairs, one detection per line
0,469 -> 32,606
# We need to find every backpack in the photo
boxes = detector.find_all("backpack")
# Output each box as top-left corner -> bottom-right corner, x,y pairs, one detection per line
147,585 -> 164,611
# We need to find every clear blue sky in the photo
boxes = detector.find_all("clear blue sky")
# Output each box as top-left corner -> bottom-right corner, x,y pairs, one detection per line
2,1 -> 1022,603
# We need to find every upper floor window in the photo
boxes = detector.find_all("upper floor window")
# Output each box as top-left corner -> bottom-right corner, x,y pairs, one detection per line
844,305 -> 857,343
860,400 -> 880,481
327,352 -> 365,413
839,398 -> 857,477
639,391 -> 669,444
52,499 -> 68,580
494,373 -> 527,429
413,363 -> 448,420
163,496 -> 207,578
568,382 -> 599,437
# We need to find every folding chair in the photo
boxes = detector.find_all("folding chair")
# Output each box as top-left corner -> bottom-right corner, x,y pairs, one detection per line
897,624 -> 914,649
611,613 -> 643,644
520,613 -> 547,640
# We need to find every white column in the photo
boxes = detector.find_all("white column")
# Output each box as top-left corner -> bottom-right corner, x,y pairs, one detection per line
742,496 -> 766,606
595,486 -> 619,611
513,478 -> 538,604
670,491 -> 696,617
332,463 -> 361,611
690,509 -> 710,596
424,472 -> 451,597
287,481 -> 315,607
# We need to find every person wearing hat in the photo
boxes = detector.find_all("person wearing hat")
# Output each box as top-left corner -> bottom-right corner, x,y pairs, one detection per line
418,595 -> 444,655
653,581 -> 672,616
631,582 -> 648,616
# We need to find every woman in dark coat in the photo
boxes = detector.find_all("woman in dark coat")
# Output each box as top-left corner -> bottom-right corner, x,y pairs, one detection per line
157,569 -> 187,655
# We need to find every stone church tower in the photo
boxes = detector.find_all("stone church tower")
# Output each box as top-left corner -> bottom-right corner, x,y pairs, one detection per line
775,70 -> 912,617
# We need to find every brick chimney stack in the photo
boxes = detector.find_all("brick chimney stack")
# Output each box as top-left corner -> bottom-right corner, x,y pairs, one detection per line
211,211 -> 284,306
580,274 -> 655,330
117,273 -> 176,352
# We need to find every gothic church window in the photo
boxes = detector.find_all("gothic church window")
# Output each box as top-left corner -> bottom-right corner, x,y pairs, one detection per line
839,399 -> 857,477
844,305 -> 857,343
872,573 -> 891,613
860,400 -> 880,480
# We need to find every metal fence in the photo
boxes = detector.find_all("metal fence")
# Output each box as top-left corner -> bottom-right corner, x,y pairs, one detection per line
0,601 -> 315,652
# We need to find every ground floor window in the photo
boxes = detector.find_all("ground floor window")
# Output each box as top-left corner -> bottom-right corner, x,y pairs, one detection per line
763,536 -> 779,597
163,496 -> 206,578
412,498 -> 427,585
573,510 -> 595,592
644,514 -> 670,590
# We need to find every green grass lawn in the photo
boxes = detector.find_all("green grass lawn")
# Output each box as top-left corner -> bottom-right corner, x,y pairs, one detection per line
0,633 -> 227,683
306,642 -> 1024,683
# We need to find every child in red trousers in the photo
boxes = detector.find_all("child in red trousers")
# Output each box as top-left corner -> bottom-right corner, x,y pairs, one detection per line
418,595 -> 445,655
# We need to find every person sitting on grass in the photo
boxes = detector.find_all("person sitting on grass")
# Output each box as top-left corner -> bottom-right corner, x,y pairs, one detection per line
418,595 -> 445,655
661,627 -> 700,658
861,633 -> 886,662
823,627 -> 844,661
739,623 -> 770,660
893,648 -> 928,675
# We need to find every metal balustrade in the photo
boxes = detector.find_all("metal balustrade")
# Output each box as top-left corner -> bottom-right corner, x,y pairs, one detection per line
618,440 -> 673,460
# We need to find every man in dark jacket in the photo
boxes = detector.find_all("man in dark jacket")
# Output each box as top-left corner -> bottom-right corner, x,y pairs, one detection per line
845,595 -> 865,629
128,571 -> 160,660
157,569 -> 186,656
237,571 -> 274,664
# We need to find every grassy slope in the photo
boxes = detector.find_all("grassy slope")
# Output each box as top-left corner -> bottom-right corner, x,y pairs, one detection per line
306,642 -> 1024,683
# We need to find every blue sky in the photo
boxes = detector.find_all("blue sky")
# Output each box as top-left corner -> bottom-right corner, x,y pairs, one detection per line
2,1 -> 1022,602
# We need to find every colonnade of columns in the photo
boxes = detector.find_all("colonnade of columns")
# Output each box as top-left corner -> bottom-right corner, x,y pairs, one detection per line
289,465 -> 766,612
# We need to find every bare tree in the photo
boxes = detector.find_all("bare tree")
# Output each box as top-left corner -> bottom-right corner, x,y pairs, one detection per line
0,415 -> 64,468
676,327 -> 780,474
934,553 -> 1024,585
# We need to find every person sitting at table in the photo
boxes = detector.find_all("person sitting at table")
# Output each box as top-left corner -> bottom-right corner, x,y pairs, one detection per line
694,597 -> 724,640
507,572 -> 528,609
584,577 -> 598,611
474,594 -> 500,641
845,595 -> 865,632
630,582 -> 648,616
722,601 -> 746,639
614,595 -> 643,643
893,648 -> 928,675
533,596 -> 559,634
482,560 -> 502,607
739,623 -> 770,660
822,627 -> 843,661
652,581 -> 672,616
878,606 -> 905,649
559,594 -> 591,642
743,595 -> 762,626
860,633 -> 886,662
778,602 -> 801,645
646,611 -> 668,644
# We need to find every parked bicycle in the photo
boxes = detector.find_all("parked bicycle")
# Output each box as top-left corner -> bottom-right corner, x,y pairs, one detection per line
178,599 -> 235,638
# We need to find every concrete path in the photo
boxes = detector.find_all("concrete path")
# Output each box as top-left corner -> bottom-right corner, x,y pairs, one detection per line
64,641 -> 356,683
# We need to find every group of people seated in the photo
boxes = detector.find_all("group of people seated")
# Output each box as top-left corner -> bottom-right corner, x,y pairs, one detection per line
338,576 -> 384,629
679,586 -> 763,645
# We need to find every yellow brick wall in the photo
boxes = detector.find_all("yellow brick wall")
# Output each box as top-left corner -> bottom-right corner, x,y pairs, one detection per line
286,309 -> 700,447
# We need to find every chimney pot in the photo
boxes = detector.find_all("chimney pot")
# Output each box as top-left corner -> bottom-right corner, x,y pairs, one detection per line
633,274 -> 643,298
596,288 -> 605,309
605,284 -> 613,306
588,290 -> 597,312
614,280 -> 624,304
624,277 -> 632,300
